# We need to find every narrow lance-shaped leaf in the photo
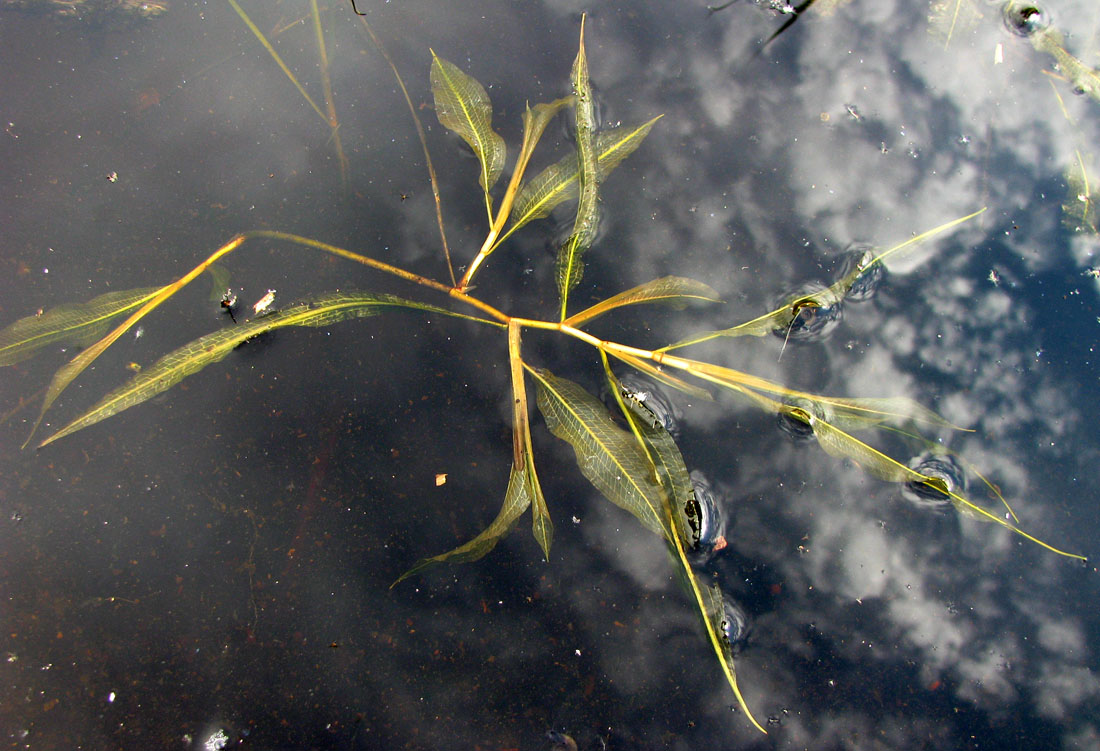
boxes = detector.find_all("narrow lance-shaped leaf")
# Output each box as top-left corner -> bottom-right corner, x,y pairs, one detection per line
564,276 -> 722,328
557,16 -> 601,320
0,287 -> 161,367
601,360 -> 767,733
805,413 -> 1085,560
505,118 -> 662,240
38,292 -> 479,448
461,97 -> 574,286
662,209 -> 986,351
651,352 -> 957,430
24,234 -> 249,449
430,51 -> 507,214
393,463 -> 534,586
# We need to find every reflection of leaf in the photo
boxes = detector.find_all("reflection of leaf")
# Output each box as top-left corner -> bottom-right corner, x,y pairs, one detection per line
39,293 -> 469,447
928,0 -> 983,50
0,287 -> 160,367
393,463 -> 534,585
430,52 -> 506,201
507,118 -> 661,237
565,276 -> 722,327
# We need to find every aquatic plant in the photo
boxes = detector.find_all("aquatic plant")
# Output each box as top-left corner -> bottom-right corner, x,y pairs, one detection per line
0,7 -> 1085,735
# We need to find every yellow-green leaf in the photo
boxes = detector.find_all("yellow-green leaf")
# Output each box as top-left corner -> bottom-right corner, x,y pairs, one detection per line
531,367 -> 671,538
507,117 -> 662,237
393,463 -> 534,586
430,52 -> 507,201
38,292 -> 462,447
565,276 -> 722,328
557,16 -> 601,320
0,287 -> 161,367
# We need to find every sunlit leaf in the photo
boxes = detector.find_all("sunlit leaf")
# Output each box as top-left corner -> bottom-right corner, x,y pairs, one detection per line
430,52 -> 507,201
698,580 -> 765,732
506,117 -> 662,237
805,412 -> 1084,559
531,367 -> 670,538
565,276 -> 722,327
0,287 -> 161,367
607,351 -> 713,402
599,359 -> 765,733
38,292 -> 468,447
393,462 -> 535,586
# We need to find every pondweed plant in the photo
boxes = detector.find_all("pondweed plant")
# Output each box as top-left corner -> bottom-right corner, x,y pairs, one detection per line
0,11 -> 1086,734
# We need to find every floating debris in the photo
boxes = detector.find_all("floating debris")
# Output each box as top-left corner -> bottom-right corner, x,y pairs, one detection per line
219,288 -> 238,323
251,289 -> 275,317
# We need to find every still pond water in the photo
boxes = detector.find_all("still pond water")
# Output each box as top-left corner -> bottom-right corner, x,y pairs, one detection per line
1,0 -> 1099,749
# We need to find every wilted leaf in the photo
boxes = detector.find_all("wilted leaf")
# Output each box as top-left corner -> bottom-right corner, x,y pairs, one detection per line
38,292 -> 467,447
0,287 -> 160,367
430,52 -> 507,197
565,276 -> 722,327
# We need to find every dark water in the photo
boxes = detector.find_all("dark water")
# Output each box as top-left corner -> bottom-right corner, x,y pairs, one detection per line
1,1 -> 1099,749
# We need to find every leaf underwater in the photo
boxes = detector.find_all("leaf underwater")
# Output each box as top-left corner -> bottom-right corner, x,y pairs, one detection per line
430,52 -> 507,196
393,462 -> 535,586
532,367 -> 671,538
719,380 -> 1084,560
538,366 -> 766,732
0,287 -> 161,367
507,117 -> 662,237
662,208 -> 986,352
556,17 -> 601,318
38,292 -> 470,447
565,276 -> 722,328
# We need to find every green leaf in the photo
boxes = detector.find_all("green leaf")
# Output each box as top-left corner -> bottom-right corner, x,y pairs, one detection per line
531,367 -> 671,538
506,117 -> 662,237
38,292 -> 464,447
596,361 -> 766,733
0,287 -> 161,367
662,209 -> 986,352
557,17 -> 601,320
393,462 -> 534,586
430,52 -> 507,201
565,276 -> 722,327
